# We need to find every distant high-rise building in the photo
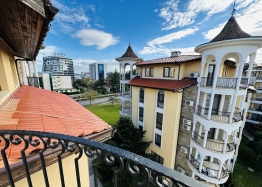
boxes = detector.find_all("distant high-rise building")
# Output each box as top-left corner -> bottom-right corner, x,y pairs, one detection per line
42,55 -> 75,81
89,63 -> 107,81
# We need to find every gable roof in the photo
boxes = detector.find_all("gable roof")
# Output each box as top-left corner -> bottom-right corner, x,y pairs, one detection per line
210,16 -> 251,43
136,55 -> 201,66
128,77 -> 197,91
0,86 -> 111,159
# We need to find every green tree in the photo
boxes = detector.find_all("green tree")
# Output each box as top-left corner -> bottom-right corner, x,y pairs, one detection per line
252,131 -> 262,161
82,90 -> 98,105
108,69 -> 120,93
108,96 -> 117,106
97,117 -> 152,187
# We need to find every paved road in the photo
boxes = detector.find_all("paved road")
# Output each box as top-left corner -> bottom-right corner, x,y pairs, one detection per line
77,96 -> 119,106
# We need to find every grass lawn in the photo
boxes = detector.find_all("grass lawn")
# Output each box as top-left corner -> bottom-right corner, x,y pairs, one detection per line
86,102 -> 120,126
232,136 -> 262,187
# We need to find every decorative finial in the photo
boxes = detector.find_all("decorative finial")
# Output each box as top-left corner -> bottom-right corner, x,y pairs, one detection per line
231,0 -> 236,16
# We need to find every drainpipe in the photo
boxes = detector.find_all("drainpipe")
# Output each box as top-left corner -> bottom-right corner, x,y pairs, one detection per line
178,64 -> 180,80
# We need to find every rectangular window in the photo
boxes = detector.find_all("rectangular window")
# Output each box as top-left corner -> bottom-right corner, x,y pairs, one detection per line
139,89 -> 144,103
139,107 -> 144,121
163,67 -> 170,77
156,112 -> 163,130
155,133 -> 162,147
151,151 -> 164,164
145,68 -> 154,77
139,125 -> 143,131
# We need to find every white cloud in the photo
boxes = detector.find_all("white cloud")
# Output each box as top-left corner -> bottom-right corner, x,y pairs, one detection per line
158,0 -> 237,30
149,27 -> 198,46
139,27 -> 198,55
75,29 -> 119,49
203,0 -> 262,40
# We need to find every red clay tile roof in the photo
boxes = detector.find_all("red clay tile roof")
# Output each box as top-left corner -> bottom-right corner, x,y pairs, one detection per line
128,77 -> 197,91
121,45 -> 139,58
210,16 -> 251,43
0,86 -> 111,159
135,55 -> 201,66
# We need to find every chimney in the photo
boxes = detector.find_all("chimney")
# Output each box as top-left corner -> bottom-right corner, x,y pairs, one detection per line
171,51 -> 181,57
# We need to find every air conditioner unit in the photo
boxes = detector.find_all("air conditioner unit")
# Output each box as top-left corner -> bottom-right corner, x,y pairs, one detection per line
185,100 -> 194,106
182,124 -> 191,131
180,146 -> 188,154
136,72 -> 141,77
177,166 -> 185,174
183,118 -> 191,125
189,72 -> 198,78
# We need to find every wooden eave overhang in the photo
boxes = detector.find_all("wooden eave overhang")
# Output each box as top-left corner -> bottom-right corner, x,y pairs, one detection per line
0,0 -> 58,60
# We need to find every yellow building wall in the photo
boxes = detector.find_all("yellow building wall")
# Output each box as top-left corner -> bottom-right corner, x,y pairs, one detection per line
140,64 -> 179,80
132,86 -> 182,169
14,153 -> 90,187
182,61 -> 201,79
0,40 -> 18,105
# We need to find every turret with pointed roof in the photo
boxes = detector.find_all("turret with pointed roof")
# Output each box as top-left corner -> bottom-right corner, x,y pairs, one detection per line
210,16 -> 251,43
116,45 -> 143,61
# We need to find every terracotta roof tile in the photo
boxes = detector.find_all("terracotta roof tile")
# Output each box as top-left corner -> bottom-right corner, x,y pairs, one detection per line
136,55 -> 201,66
0,85 -> 112,159
128,77 -> 197,91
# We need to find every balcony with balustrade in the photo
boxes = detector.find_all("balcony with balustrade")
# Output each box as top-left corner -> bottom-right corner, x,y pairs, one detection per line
0,130 -> 205,187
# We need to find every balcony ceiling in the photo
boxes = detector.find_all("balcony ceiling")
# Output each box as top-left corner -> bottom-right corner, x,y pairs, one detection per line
0,0 -> 58,60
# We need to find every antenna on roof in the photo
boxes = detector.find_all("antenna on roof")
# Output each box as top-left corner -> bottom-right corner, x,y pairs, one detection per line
129,32 -> 130,46
231,0 -> 236,16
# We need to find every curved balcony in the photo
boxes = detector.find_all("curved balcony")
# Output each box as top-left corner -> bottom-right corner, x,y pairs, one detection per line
188,155 -> 229,184
200,77 -> 248,90
191,132 -> 235,160
196,105 -> 242,123
120,92 -> 131,101
120,108 -> 131,116
0,130 -> 205,187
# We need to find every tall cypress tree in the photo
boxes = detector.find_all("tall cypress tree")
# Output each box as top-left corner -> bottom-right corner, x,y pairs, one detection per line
96,117 -> 152,187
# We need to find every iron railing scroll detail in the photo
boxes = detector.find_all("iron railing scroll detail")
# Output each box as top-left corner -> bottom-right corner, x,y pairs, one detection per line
0,130 -> 206,187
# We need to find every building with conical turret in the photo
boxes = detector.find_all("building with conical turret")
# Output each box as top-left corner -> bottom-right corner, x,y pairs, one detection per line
116,15 -> 262,186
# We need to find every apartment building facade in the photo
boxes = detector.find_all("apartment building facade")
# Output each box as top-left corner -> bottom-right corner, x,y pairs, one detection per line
117,16 -> 262,186
245,63 -> 262,134
42,55 -> 75,82
89,63 -> 107,81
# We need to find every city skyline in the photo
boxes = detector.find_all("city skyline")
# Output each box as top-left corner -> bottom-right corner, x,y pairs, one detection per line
36,0 -> 262,73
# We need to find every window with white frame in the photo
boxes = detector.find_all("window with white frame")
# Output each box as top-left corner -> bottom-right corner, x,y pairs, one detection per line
157,90 -> 164,108
155,133 -> 161,147
156,112 -> 163,130
139,88 -> 144,103
139,107 -> 144,121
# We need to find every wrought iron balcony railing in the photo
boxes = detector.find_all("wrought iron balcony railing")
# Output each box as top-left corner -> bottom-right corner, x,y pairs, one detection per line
192,132 -> 235,153
27,77 -> 39,88
196,105 -> 242,123
200,77 -> 248,89
0,130 -> 205,187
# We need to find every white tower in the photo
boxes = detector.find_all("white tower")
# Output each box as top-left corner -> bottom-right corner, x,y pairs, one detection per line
188,16 -> 262,184
116,45 -> 143,117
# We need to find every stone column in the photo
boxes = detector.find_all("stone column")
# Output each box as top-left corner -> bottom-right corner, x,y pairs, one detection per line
195,63 -> 205,112
234,63 -> 240,78
33,61 -> 38,77
203,128 -> 209,148
20,61 -> 28,85
229,61 -> 246,123
198,156 -> 204,173
27,61 -> 32,77
222,132 -> 228,153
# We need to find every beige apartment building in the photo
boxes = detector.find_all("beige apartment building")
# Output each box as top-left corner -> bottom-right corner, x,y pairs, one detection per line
117,15 -> 262,186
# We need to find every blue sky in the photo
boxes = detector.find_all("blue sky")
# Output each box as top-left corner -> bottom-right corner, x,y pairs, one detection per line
36,0 -> 262,73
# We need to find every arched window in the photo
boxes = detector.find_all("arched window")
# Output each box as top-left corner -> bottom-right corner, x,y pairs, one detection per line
157,90 -> 164,108
139,88 -> 144,103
